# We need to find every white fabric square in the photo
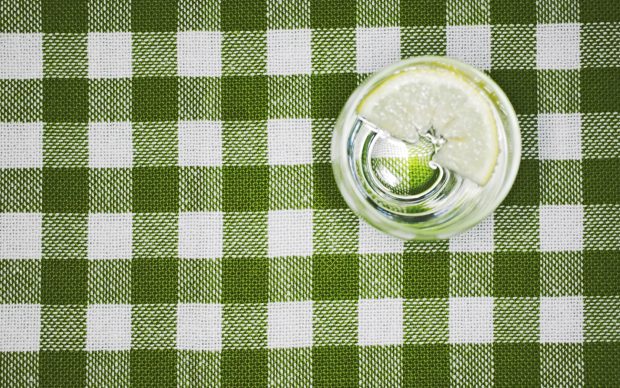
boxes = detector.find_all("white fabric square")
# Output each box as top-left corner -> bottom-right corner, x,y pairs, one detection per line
0,304 -> 40,351
86,305 -> 132,350
540,205 -> 583,252
356,27 -> 401,73
447,25 -> 491,70
449,216 -> 494,252
358,298 -> 403,346
541,297 -> 584,343
0,213 -> 41,259
268,301 -> 313,349
0,33 -> 42,79
178,121 -> 222,167
178,31 -> 222,77
268,210 -> 313,258
179,212 -> 223,259
449,297 -> 493,343
88,32 -> 132,78
536,24 -> 580,70
359,220 -> 404,254
88,122 -> 133,168
267,119 -> 312,165
0,122 -> 42,168
267,29 -> 312,75
88,214 -> 132,260
538,113 -> 582,160
177,304 -> 222,351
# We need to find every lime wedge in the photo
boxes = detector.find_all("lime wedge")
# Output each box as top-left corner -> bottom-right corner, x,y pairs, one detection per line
358,67 -> 499,186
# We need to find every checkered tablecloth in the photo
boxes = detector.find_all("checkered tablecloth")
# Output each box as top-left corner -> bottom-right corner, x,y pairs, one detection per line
1,0 -> 619,386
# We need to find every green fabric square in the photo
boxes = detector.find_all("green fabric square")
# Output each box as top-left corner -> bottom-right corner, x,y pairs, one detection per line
519,114 -> 539,159
0,259 -> 40,303
88,79 -> 131,122
89,168 -> 132,213
489,69 -> 537,115
269,348 -> 313,387
223,121 -> 267,166
360,253 -> 402,299
86,351 -> 130,387
540,344 -> 585,387
403,345 -> 449,386
133,32 -> 177,76
313,346 -> 358,387
43,33 -> 88,77
178,350 -> 220,387
41,305 -> 86,350
537,0 -> 579,23
179,0 -> 220,31
221,0 -> 266,31
43,123 -> 88,167
0,352 -> 39,387
357,0 -> 399,27
540,252 -> 583,297
400,26 -> 446,57
581,0 -> 620,22
450,344 -> 494,386
222,257 -> 268,303
447,0 -> 490,25
88,259 -> 131,304
132,259 -> 177,304
0,80 -> 42,122
223,212 -> 263,257
311,0 -> 355,28
1,0 -> 41,33
313,254 -> 358,300
130,350 -> 177,387
43,214 -> 87,259
311,73 -> 358,119
133,167 -> 179,213
179,77 -> 221,120
491,0 -> 535,24
267,0 -> 310,29
268,75 -> 311,118
359,345 -> 401,387
582,68 -> 620,113
584,205 -> 620,251
450,253 -> 493,297
269,165 -> 313,210
494,252 -> 539,296
132,77 -> 178,122
88,0 -> 131,32
503,159 -> 539,205
269,256 -> 312,301
132,0 -> 177,32
42,0 -> 87,32
491,25 -> 536,70
43,78 -> 88,122
223,166 -> 269,212
494,344 -> 540,387
494,297 -> 539,342
313,209 -> 359,254
179,258 -> 221,303
313,162 -> 347,209
312,118 -> 334,163
0,168 -> 42,212
494,205 -> 539,252
43,167 -> 89,213
221,350 -> 267,387
585,343 -> 620,386
581,24 -> 620,68
538,70 -> 580,113
132,304 -> 177,349
584,251 -> 620,296
404,299 -> 449,344
40,351 -> 85,388
403,252 -> 449,298
133,122 -> 178,167
311,29 -> 356,74
223,304 -> 267,349
400,0 -> 445,26
179,166 -> 222,212
540,160 -> 582,205
222,31 -> 266,76
41,259 -> 88,304
313,300 -> 357,346
133,213 -> 178,258
222,76 -> 268,121
584,159 -> 620,204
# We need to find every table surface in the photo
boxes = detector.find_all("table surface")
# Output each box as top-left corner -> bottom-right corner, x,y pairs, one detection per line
1,0 -> 619,386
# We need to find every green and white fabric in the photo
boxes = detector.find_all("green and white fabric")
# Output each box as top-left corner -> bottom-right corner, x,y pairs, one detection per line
1,0 -> 619,386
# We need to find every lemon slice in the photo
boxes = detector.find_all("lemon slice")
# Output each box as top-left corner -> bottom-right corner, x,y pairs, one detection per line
358,67 -> 499,186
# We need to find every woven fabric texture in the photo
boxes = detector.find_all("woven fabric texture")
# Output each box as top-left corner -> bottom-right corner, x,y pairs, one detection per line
1,0 -> 619,386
